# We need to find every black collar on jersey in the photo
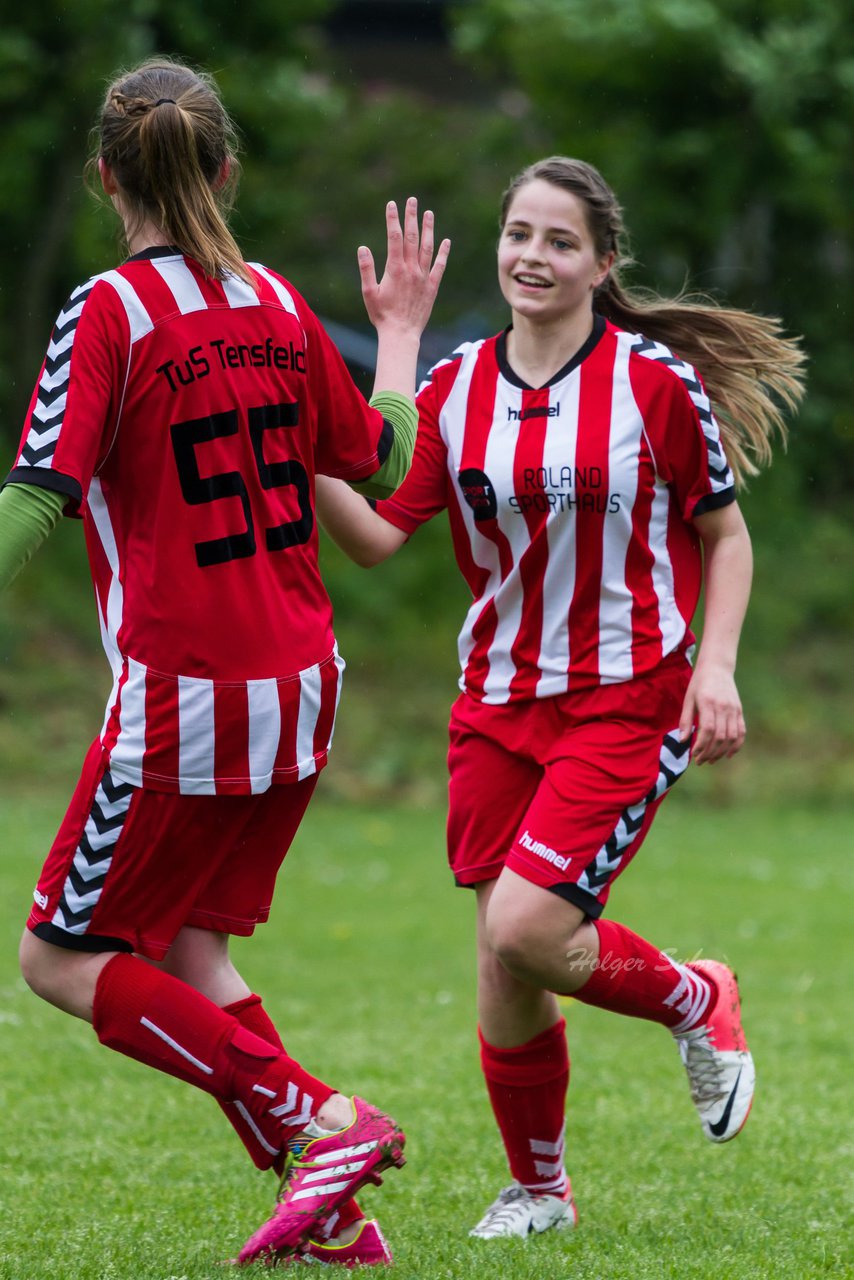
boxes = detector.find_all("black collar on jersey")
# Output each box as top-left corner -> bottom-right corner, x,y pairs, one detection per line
125,245 -> 184,263
496,313 -> 606,390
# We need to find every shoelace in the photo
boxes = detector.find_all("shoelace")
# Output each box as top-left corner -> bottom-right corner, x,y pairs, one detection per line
276,1135 -> 311,1202
477,1186 -> 532,1229
681,1029 -> 729,1105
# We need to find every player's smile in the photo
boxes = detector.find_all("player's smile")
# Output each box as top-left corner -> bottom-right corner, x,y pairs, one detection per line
514,272 -> 552,290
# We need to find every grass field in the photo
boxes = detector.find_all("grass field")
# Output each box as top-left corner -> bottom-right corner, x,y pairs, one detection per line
0,786 -> 851,1279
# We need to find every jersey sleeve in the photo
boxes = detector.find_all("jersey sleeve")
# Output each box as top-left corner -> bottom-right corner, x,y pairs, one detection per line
6,279 -> 126,514
374,368 -> 450,534
636,356 -> 736,522
284,288 -> 391,484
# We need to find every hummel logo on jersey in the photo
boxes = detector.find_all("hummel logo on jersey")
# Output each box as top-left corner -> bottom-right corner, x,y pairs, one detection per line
518,830 -> 571,870
507,403 -> 561,421
33,888 -> 49,910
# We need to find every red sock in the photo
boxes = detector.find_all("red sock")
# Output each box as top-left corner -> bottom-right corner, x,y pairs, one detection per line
479,1019 -> 569,1196
219,994 -> 364,1229
573,919 -> 716,1033
92,954 -> 335,1168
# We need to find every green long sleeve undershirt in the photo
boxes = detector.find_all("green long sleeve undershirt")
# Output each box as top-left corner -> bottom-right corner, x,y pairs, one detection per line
0,391 -> 417,589
0,483 -> 66,592
351,391 -> 418,500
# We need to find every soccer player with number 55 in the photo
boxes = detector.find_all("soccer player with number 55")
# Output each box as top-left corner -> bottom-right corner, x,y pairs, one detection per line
0,57 -> 448,1267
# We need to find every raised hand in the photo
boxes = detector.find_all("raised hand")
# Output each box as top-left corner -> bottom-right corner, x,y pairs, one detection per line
358,197 -> 450,339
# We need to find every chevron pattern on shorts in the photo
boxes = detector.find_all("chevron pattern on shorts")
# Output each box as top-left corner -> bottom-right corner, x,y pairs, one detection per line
51,769 -> 135,935
578,732 -> 691,896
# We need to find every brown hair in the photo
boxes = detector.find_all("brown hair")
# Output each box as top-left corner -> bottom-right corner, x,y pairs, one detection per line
500,157 -> 806,485
90,58 -> 254,288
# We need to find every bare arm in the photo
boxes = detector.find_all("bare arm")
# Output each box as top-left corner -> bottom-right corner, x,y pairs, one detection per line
316,201 -> 448,565
359,197 -> 450,402
679,500 -> 753,765
315,475 -> 407,567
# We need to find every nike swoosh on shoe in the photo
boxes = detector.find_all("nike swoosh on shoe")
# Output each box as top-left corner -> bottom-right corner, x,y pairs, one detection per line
708,1066 -> 742,1139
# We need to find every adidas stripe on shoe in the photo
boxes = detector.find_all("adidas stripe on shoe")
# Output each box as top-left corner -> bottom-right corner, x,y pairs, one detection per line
237,1097 -> 405,1265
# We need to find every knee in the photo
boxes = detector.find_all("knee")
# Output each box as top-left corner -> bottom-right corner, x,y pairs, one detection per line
19,929 -> 59,1002
484,909 -> 541,982
18,929 -> 92,1013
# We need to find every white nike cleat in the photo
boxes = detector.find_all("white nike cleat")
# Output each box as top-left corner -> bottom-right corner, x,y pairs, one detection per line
469,1182 -> 578,1239
674,959 -> 755,1143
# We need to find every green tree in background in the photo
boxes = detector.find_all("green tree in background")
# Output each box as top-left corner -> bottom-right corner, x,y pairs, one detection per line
0,0 -> 334,423
453,0 -> 854,497
0,0 -> 531,429
0,0 -> 851,800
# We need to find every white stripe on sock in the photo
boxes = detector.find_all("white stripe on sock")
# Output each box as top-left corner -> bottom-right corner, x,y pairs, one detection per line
140,1017 -> 213,1075
268,1082 -> 298,1117
234,1101 -> 281,1157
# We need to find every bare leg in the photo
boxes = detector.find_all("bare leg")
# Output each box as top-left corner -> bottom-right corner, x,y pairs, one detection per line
475,880 -> 561,1045
157,925 -> 250,1007
485,868 -> 601,994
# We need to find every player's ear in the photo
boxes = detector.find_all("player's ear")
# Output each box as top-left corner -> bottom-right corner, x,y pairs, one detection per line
592,250 -> 615,291
98,157 -> 119,196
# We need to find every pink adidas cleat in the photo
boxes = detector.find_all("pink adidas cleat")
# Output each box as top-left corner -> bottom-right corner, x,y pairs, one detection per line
674,959 -> 755,1143
300,1218 -> 393,1267
237,1097 -> 405,1265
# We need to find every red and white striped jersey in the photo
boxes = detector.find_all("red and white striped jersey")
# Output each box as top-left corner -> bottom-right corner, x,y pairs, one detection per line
377,317 -> 735,703
9,248 -> 390,793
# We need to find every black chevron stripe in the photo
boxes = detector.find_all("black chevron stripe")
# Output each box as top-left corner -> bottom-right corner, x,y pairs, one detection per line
76,830 -> 119,867
42,347 -> 73,379
52,283 -> 94,328
663,733 -> 691,759
670,369 -> 704,397
657,763 -> 682,792
632,337 -> 656,355
51,315 -> 82,346
34,380 -> 69,410
21,442 -> 58,466
53,902 -> 96,929
100,771 -> 135,804
584,858 -> 614,889
633,338 -> 709,399
88,797 -> 131,834
66,863 -> 109,899
28,406 -> 65,433
623,808 -> 646,837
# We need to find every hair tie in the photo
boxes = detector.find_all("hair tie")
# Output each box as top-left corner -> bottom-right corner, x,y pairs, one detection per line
155,98 -> 176,107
